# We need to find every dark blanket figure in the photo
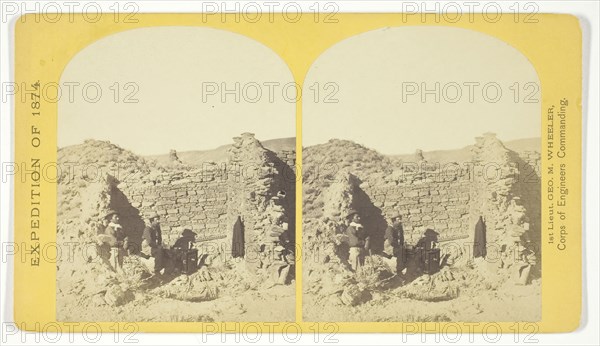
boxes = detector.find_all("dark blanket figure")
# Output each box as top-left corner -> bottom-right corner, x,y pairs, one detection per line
473,216 -> 487,258
232,216 -> 245,258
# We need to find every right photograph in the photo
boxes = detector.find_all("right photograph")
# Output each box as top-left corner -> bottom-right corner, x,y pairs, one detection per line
302,27 -> 542,322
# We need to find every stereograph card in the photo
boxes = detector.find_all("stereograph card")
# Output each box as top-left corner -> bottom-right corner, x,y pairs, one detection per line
12,12 -> 582,333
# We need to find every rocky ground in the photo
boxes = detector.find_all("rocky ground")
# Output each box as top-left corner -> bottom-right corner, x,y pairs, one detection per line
57,255 -> 295,322
303,255 -> 541,322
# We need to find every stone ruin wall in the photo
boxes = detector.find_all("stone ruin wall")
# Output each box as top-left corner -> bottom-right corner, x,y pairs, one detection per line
118,133 -> 296,251
120,170 -> 229,245
225,134 -> 295,251
361,134 -> 541,248
273,149 -> 296,170
362,172 -> 472,244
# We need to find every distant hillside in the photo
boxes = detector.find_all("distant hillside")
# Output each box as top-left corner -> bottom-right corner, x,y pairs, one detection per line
262,137 -> 296,153
389,137 -> 540,163
503,137 -> 541,153
146,137 -> 295,166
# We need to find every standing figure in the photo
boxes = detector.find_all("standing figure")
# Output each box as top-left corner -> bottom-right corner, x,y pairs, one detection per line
385,212 -> 405,274
345,209 -> 369,272
103,209 -> 128,271
142,211 -> 163,275
473,216 -> 487,259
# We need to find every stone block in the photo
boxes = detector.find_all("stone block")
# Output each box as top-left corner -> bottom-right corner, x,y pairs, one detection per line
178,206 -> 190,213
406,190 -> 419,198
437,213 -> 449,220
433,205 -> 446,212
161,190 -> 177,198
448,221 -> 462,229
421,206 -> 433,213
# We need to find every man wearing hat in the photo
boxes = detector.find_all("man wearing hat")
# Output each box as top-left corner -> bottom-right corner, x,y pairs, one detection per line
102,209 -> 128,271
142,211 -> 164,275
172,228 -> 199,274
416,228 -> 439,250
415,228 -> 440,274
174,228 -> 197,250
384,212 -> 405,274
345,209 -> 369,272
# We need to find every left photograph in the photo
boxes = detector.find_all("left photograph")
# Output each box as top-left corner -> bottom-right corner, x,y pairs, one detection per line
56,27 -> 296,322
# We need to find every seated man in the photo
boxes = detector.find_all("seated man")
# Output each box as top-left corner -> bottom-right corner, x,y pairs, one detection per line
173,228 -> 197,250
415,228 -> 440,274
171,228 -> 199,274
416,228 -> 439,251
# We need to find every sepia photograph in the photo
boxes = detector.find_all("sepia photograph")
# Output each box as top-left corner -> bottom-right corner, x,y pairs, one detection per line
302,26 -> 542,322
56,27 -> 296,322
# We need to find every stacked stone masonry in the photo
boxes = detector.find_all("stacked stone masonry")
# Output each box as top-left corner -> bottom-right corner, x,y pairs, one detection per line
119,133 -> 296,247
330,133 -> 540,247
363,173 -> 473,243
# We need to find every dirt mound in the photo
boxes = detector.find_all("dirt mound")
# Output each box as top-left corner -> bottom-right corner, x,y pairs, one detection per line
58,139 -> 152,175
303,139 -> 394,183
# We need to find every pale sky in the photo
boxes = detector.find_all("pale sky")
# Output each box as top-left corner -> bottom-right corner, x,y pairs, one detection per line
59,27 -> 295,155
303,26 -> 541,155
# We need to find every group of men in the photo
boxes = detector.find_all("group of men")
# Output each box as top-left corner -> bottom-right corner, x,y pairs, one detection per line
97,209 -> 198,276
344,209 -> 406,274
